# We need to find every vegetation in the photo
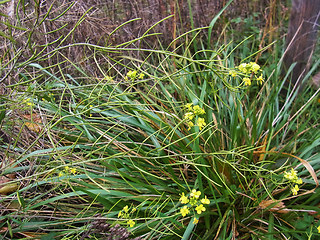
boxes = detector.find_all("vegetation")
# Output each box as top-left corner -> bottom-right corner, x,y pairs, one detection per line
0,1 -> 319,239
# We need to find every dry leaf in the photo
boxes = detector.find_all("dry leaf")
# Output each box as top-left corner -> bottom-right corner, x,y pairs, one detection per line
259,199 -> 318,215
25,122 -> 42,133
22,113 -> 43,133
259,199 -> 289,213
22,114 -> 42,123
0,183 -> 19,195
19,231 -> 45,239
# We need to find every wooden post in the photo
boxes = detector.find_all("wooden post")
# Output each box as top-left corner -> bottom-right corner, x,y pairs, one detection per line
283,0 -> 320,89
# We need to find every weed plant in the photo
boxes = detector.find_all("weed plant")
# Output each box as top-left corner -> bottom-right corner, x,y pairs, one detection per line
0,1 -> 320,240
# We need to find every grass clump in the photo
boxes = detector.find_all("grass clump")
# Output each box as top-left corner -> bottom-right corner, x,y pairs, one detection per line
1,3 -> 320,240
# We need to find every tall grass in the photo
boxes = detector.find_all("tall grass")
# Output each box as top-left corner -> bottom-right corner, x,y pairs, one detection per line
1,1 -> 320,240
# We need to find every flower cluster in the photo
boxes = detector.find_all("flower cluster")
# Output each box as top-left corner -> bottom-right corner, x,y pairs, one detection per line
22,98 -> 34,107
42,93 -> 56,102
184,103 -> 206,130
179,189 -> 210,224
283,168 -> 303,195
118,205 -> 137,227
228,62 -> 264,86
125,70 -> 144,81
58,166 -> 77,177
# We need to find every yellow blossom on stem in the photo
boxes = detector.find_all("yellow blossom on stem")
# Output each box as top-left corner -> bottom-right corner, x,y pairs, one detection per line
70,168 -> 77,174
185,103 -> 193,111
294,178 -> 303,184
256,74 -> 264,85
195,204 -> 206,214
238,63 -> 248,73
187,121 -> 194,130
190,189 -> 201,199
127,70 -> 137,79
317,225 -> 320,233
179,192 -> 189,204
250,62 -> 260,73
291,185 -> 299,195
180,205 -> 190,217
200,195 -> 210,205
196,118 -> 206,130
243,77 -> 251,86
184,112 -> 194,121
193,218 -> 199,224
127,220 -> 135,227
193,105 -> 205,115
284,168 -> 298,181
138,73 -> 145,79
228,70 -> 237,77
123,205 -> 129,213
58,172 -> 64,177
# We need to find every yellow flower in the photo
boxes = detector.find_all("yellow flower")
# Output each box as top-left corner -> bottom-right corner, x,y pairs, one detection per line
290,168 -> 297,175
294,178 -> 303,184
228,70 -> 237,77
64,166 -> 69,172
184,112 -> 194,121
138,73 -> 145,79
187,121 -> 194,130
243,77 -> 251,86
193,105 -> 205,115
123,205 -> 129,213
118,211 -> 123,218
193,218 -> 199,224
256,74 -> 264,85
23,98 -> 34,106
200,196 -> 210,205
70,168 -> 77,174
238,63 -> 248,73
127,220 -> 135,227
196,118 -> 206,130
179,192 -> 189,204
127,70 -> 137,79
58,172 -> 64,177
250,62 -> 260,73
190,189 -> 201,199
317,225 -> 320,233
284,168 -> 298,181
180,206 -> 190,217
195,204 -> 206,214
185,103 -> 193,111
291,185 -> 299,195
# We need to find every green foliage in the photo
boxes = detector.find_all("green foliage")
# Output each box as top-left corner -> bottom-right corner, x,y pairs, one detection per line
0,1 -> 320,240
